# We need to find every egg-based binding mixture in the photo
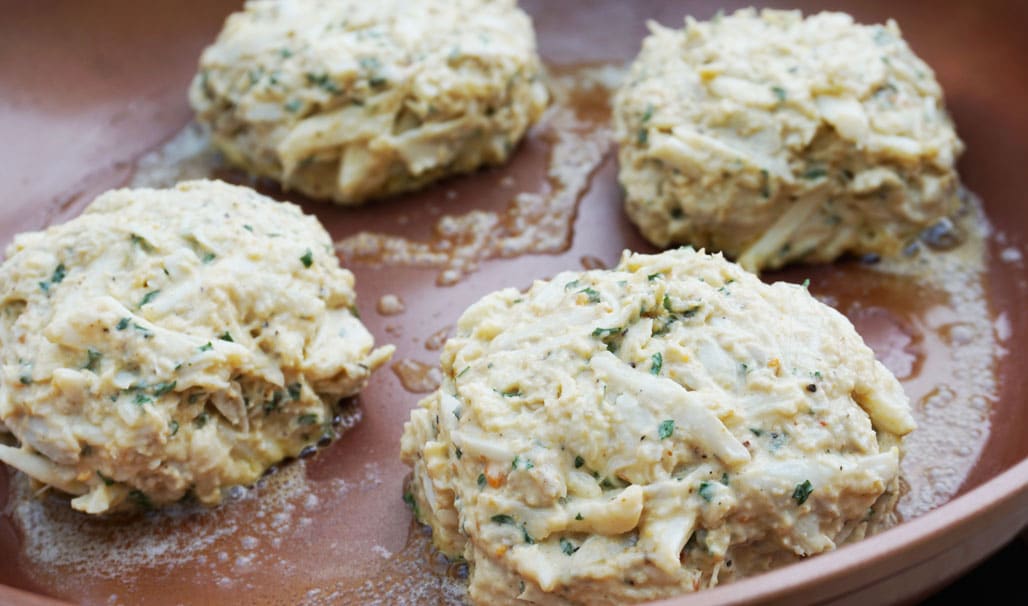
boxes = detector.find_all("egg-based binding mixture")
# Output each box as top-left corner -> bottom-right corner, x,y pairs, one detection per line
0,180 -> 393,514
190,0 -> 549,205
614,9 -> 964,272
400,248 -> 915,604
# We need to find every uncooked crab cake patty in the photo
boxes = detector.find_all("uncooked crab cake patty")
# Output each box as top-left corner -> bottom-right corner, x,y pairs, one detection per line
400,247 -> 915,604
614,9 -> 964,272
0,180 -> 393,514
189,0 -> 549,205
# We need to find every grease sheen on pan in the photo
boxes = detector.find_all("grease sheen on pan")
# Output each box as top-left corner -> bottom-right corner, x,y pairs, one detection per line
0,180 -> 393,514
614,9 -> 963,271
190,0 -> 549,205
400,247 -> 914,604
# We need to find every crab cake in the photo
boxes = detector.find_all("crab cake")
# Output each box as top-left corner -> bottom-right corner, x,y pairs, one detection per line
190,0 -> 549,205
400,247 -> 914,604
0,180 -> 393,514
614,9 -> 963,271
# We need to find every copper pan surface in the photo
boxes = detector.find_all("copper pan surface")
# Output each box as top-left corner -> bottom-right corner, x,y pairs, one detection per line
0,1 -> 1026,604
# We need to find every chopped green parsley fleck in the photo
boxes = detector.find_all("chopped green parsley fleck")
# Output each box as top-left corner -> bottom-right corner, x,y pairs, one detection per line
402,491 -> 420,520
264,390 -> 284,414
130,234 -> 154,252
658,419 -> 675,440
153,381 -> 177,397
138,290 -> 160,308
512,455 -> 534,470
359,57 -> 386,86
560,537 -> 579,555
306,72 -> 340,94
792,480 -> 814,505
650,352 -> 663,375
84,348 -> 102,372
